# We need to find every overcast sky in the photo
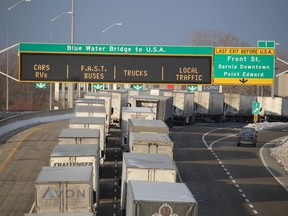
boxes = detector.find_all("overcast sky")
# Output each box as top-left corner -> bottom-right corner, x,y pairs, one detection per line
0,0 -> 287,53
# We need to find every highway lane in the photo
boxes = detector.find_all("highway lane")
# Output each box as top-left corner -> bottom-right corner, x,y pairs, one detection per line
170,123 -> 288,216
0,121 -> 68,216
1,121 -> 287,216
0,121 -> 122,216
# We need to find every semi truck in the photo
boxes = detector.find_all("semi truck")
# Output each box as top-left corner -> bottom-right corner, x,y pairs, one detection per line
163,91 -> 195,125
129,95 -> 174,128
35,166 -> 94,213
224,93 -> 256,122
129,132 -> 174,159
257,96 -> 288,121
101,89 -> 128,127
126,181 -> 198,216
194,91 -> 224,122
50,144 -> 100,203
121,107 -> 155,146
58,128 -> 100,145
68,117 -> 106,164
120,153 -> 177,214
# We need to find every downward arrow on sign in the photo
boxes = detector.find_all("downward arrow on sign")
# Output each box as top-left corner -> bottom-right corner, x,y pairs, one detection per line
36,83 -> 46,88
188,86 -> 198,92
133,85 -> 143,90
239,78 -> 248,83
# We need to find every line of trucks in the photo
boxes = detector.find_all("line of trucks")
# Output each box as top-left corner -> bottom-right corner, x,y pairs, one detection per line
25,88 -> 287,216
26,89 -> 200,216
66,88 -> 288,126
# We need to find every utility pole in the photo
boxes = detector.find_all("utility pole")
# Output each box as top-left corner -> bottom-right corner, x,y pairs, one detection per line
67,0 -> 75,108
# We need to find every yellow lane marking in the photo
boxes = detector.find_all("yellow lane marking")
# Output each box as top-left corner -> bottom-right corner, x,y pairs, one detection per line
0,124 -> 52,173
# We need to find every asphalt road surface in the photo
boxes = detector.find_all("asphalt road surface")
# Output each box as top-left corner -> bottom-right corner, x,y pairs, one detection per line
170,122 -> 288,216
1,121 -> 288,216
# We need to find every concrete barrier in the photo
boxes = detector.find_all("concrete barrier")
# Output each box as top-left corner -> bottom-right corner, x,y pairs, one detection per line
0,109 -> 74,138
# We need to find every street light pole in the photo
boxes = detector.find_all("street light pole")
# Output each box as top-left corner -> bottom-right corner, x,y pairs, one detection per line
67,0 -> 75,108
51,12 -> 72,42
6,0 -> 31,111
101,23 -> 122,89
50,11 -> 72,110
101,23 -> 122,44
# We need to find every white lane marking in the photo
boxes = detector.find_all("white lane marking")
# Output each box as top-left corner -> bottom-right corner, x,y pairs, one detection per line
202,127 -> 259,215
253,210 -> 259,214
260,137 -> 288,193
29,201 -> 35,213
202,127 -> 238,149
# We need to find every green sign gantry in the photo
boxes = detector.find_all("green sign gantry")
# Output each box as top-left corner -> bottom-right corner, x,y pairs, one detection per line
19,43 -> 213,85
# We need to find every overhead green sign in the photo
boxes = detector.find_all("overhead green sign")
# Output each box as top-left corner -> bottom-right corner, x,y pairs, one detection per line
257,40 -> 275,48
213,47 -> 275,85
19,43 -> 213,85
19,43 -> 213,55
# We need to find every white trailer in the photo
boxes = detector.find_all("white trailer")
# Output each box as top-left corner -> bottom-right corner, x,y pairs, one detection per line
74,105 -> 108,133
50,144 -> 100,203
128,119 -> 169,134
120,153 -> 177,212
100,89 -> 128,127
164,91 -> 195,125
194,91 -> 224,122
130,95 -> 174,128
58,128 -> 100,145
257,96 -> 288,121
69,117 -> 106,163
74,98 -> 105,107
84,92 -> 112,130
35,166 -> 93,213
129,132 -> 174,159
224,93 -> 256,122
121,107 -> 155,145
127,119 -> 169,147
126,181 -> 198,216
127,89 -> 150,106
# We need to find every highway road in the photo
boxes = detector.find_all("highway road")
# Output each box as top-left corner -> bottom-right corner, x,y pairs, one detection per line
0,121 -> 68,216
0,121 -> 288,216
171,122 -> 288,216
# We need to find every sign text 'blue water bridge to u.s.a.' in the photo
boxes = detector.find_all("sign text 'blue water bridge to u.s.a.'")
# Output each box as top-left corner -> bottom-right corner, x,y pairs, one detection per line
18,43 -> 213,85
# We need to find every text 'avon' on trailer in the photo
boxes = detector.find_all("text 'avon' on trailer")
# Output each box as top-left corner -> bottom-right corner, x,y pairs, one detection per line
49,144 -> 100,205
34,166 -> 94,213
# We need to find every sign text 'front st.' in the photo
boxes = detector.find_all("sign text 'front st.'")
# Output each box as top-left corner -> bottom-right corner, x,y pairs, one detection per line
19,43 -> 213,85
213,47 -> 275,85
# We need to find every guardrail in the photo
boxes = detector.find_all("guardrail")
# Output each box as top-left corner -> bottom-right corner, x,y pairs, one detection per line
0,109 -> 74,138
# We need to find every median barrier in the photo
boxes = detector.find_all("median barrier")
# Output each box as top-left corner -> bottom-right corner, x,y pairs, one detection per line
0,109 -> 73,138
